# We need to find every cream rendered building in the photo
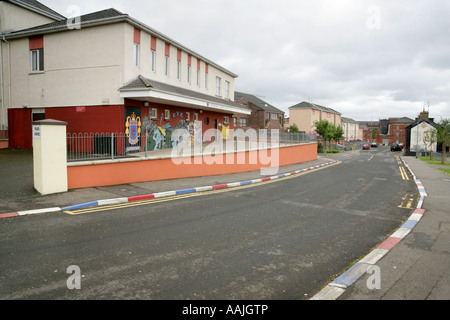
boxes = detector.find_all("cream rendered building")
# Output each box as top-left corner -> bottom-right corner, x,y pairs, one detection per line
288,101 -> 342,134
341,117 -> 362,141
0,0 -> 66,140
2,6 -> 250,148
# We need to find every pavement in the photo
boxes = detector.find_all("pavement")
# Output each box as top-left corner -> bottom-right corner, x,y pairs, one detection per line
312,156 -> 450,300
0,148 -> 449,300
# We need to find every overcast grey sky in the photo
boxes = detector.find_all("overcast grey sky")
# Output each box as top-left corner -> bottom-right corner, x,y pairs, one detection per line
40,0 -> 450,122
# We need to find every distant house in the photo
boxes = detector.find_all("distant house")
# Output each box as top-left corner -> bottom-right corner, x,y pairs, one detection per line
385,117 -> 414,146
341,117 -> 361,141
288,101 -> 341,135
358,121 -> 379,143
405,111 -> 443,156
234,91 -> 285,131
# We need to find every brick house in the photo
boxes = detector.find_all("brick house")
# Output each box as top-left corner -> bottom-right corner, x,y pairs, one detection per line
234,91 -> 285,131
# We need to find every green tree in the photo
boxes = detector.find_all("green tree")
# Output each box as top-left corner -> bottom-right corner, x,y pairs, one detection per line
435,119 -> 450,164
423,129 -> 437,160
289,123 -> 299,133
314,120 -> 333,154
371,129 -> 377,141
333,125 -> 344,146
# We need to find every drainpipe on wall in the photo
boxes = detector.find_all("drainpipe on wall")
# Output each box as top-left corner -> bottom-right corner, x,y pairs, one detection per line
0,37 -> 4,130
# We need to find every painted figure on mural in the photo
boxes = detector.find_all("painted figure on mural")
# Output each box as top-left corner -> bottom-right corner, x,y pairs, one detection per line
125,112 -> 142,152
142,115 -> 195,151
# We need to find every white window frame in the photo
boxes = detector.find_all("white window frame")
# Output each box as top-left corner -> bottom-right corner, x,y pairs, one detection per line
225,81 -> 230,99
30,48 -> 44,72
177,61 -> 181,80
216,77 -> 221,96
205,73 -> 208,89
133,42 -> 140,67
150,50 -> 156,72
186,112 -> 190,122
150,108 -> 157,119
187,65 -> 191,83
224,116 -> 229,125
165,109 -> 170,120
165,56 -> 170,76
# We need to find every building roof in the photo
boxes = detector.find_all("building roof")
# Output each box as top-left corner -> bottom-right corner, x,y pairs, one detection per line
341,117 -> 358,123
3,0 -> 66,20
289,101 -> 342,115
406,118 -> 439,129
391,117 -> 414,124
120,75 -> 251,115
1,7 -> 238,78
234,91 -> 284,114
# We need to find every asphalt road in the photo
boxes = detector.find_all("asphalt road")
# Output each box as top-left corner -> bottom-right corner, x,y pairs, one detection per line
0,146 -> 417,300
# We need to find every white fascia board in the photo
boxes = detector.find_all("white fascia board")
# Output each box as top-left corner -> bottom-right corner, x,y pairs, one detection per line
120,89 -> 251,115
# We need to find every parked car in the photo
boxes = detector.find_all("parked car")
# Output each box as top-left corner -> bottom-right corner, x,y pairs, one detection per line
362,143 -> 370,150
371,142 -> 378,147
391,143 -> 402,151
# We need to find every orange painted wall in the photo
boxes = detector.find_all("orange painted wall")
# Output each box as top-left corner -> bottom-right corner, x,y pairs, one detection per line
67,143 -> 317,189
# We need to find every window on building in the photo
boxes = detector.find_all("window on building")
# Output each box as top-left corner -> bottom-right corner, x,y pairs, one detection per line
224,116 -> 229,125
205,63 -> 209,89
197,60 -> 201,86
187,65 -> 191,83
151,108 -> 157,119
233,117 -> 237,126
133,42 -> 140,67
216,77 -> 221,96
186,112 -> 190,121
133,28 -> 140,67
150,36 -> 156,72
265,112 -> 270,119
31,48 -> 44,72
165,43 -> 170,76
165,56 -> 170,76
225,81 -> 230,99
150,50 -> 156,72
271,113 -> 278,120
30,35 -> 44,72
177,61 -> 181,80
165,109 -> 170,120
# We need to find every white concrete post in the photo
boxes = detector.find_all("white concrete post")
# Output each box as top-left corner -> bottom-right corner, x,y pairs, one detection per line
32,119 -> 68,195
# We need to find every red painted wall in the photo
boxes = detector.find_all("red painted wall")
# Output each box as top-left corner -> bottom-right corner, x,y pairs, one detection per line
67,143 -> 318,189
46,105 -> 124,134
8,108 -> 32,149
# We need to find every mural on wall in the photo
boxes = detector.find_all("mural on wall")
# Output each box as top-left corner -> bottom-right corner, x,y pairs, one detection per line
141,112 -> 196,151
125,107 -> 142,152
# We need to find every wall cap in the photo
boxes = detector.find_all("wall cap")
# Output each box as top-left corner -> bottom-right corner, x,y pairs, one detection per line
32,119 -> 68,126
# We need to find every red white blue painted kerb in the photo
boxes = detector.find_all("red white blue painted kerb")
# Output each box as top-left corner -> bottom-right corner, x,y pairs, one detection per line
311,157 -> 427,300
0,161 -> 338,218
